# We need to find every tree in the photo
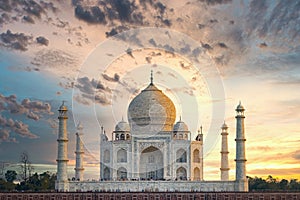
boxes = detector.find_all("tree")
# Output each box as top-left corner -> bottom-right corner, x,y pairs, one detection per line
5,170 -> 17,183
20,151 -> 34,182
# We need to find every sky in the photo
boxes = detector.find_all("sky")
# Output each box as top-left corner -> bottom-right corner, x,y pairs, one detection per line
0,0 -> 300,181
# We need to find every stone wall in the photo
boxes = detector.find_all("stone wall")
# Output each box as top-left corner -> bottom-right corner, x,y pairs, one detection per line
68,180 -> 236,192
1,192 -> 300,200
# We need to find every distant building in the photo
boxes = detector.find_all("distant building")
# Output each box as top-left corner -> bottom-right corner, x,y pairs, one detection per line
55,72 -> 248,192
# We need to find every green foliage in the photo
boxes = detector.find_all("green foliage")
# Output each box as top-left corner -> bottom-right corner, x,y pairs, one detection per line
0,178 -> 16,191
15,171 -> 56,191
5,170 -> 17,183
0,171 -> 56,192
249,175 -> 300,191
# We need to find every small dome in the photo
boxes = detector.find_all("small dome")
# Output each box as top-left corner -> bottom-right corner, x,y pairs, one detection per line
195,134 -> 203,141
115,120 -> 130,132
58,101 -> 68,111
173,119 -> 189,132
221,122 -> 228,129
77,122 -> 83,130
195,126 -> 203,141
236,101 -> 245,111
101,133 -> 108,141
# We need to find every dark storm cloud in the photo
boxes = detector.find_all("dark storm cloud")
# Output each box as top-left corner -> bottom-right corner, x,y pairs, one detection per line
154,2 -> 166,15
73,0 -> 172,31
109,0 -> 135,22
0,30 -> 33,51
36,36 -> 49,46
198,0 -> 232,5
75,5 -> 106,24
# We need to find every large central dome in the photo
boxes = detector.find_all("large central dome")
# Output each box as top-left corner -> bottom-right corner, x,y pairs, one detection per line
127,76 -> 176,134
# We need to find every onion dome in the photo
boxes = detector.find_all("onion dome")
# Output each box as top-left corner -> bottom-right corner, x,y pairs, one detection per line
173,117 -> 189,132
128,72 -> 176,134
77,122 -> 83,131
236,101 -> 245,112
195,126 -> 203,141
58,101 -> 68,111
221,121 -> 228,130
115,119 -> 130,132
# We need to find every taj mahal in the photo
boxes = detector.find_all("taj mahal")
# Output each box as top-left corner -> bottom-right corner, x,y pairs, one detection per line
55,72 -> 248,192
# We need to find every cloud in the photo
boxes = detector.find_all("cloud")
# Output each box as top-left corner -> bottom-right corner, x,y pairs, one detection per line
0,0 -> 13,12
0,13 -> 11,25
75,76 -> 111,106
0,93 -> 53,120
32,49 -> 78,69
198,0 -> 232,5
248,168 -> 300,176
292,150 -> 300,160
218,42 -> 228,49
259,42 -> 268,48
0,30 -> 33,51
0,129 -> 11,142
246,1 -> 300,43
102,73 -> 120,82
105,25 -> 129,37
0,115 -> 38,140
36,36 -> 49,46
27,111 -> 40,121
23,15 -> 35,24
75,5 -> 106,24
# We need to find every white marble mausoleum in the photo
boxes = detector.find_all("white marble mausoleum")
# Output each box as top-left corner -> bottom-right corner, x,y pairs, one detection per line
55,73 -> 248,192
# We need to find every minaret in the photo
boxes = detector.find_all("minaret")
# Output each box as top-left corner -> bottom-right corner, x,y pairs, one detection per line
194,126 -> 204,180
56,101 -> 69,191
234,102 -> 248,191
75,122 -> 84,181
199,126 -> 204,180
220,122 -> 229,181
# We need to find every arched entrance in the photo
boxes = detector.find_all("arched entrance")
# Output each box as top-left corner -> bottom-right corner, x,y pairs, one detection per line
139,146 -> 163,180
103,167 -> 110,180
176,167 -> 187,180
194,167 -> 200,181
117,167 -> 127,180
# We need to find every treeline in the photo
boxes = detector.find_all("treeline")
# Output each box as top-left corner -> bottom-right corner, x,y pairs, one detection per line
0,170 -> 56,192
249,175 -> 300,191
